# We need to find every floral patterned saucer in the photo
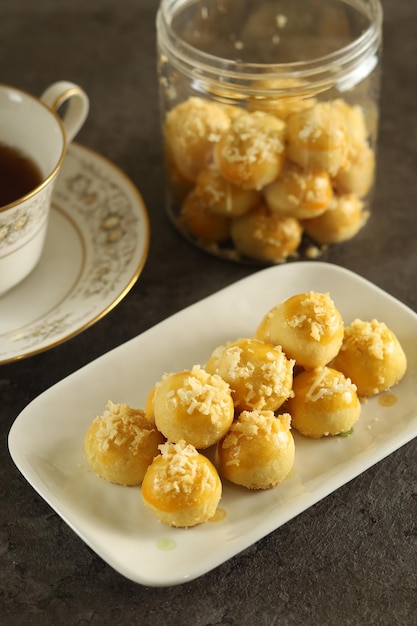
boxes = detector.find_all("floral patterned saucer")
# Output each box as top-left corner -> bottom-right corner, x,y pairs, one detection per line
0,143 -> 150,364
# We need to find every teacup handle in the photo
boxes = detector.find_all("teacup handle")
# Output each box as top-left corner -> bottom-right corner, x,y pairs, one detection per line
40,80 -> 89,144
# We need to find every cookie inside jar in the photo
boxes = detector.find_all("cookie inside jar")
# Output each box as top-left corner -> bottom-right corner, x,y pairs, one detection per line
157,0 -> 382,264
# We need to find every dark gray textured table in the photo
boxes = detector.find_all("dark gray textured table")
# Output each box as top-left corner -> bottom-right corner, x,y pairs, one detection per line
1,1 -> 416,624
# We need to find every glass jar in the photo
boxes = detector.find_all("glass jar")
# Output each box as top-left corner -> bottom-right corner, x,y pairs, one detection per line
156,0 -> 383,264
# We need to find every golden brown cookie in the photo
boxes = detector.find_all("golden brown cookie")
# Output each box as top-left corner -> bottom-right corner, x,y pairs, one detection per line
331,319 -> 407,397
216,410 -> 295,489
84,401 -> 165,485
255,291 -> 344,369
205,337 -> 294,413
152,365 -> 235,449
141,440 -> 222,527
286,367 -> 361,438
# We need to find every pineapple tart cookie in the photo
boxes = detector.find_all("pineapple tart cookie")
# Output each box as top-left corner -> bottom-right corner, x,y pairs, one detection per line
194,167 -> 260,218
216,410 -> 295,490
152,365 -> 234,449
214,109 -> 285,190
256,291 -> 344,369
333,141 -> 376,198
285,101 -> 349,176
84,401 -> 165,486
302,193 -> 368,245
164,96 -> 231,183
141,440 -> 222,527
263,163 -> 333,220
331,318 -> 407,397
205,337 -> 294,413
230,203 -> 303,263
179,187 -> 230,244
286,367 -> 361,438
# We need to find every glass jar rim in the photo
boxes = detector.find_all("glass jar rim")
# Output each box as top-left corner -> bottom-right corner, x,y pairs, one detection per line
157,0 -> 383,95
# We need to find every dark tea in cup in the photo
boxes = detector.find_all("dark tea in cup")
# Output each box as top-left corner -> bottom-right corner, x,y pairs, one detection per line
0,143 -> 43,208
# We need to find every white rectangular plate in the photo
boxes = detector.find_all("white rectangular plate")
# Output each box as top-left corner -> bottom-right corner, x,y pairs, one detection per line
8,262 -> 417,587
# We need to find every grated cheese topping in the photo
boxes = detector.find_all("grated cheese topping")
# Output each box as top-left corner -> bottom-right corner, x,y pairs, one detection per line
164,365 -> 232,426
305,367 -> 357,403
222,410 -> 291,455
304,175 -> 329,203
341,318 -> 395,360
216,345 -> 255,381
218,111 -> 285,166
286,291 -> 341,341
152,440 -> 217,495
165,97 -> 230,145
252,211 -> 301,247
285,168 -> 329,206
202,179 -> 227,206
296,103 -> 346,145
210,340 -> 294,407
93,401 -> 154,453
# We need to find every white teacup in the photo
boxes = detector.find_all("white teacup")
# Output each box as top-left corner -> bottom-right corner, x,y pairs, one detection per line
0,81 -> 89,296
